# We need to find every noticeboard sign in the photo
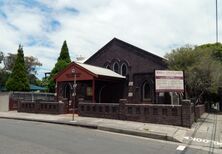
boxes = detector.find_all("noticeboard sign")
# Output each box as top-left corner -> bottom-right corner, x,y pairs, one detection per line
155,70 -> 184,92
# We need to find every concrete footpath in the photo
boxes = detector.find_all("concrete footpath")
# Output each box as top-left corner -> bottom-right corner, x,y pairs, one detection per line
0,111 -> 219,145
183,113 -> 222,152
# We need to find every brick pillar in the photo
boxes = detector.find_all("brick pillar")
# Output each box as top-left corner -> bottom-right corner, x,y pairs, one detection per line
181,99 -> 194,128
119,99 -> 127,120
8,96 -> 13,111
35,99 -> 41,113
78,98 -> 84,116
62,98 -> 68,113
17,98 -> 24,112
58,101 -> 65,114
17,99 -> 21,112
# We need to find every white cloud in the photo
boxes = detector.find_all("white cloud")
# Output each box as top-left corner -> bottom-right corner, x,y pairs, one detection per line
0,0 -> 221,79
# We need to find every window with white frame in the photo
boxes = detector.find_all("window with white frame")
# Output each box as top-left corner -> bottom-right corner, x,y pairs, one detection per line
121,63 -> 127,76
113,62 -> 119,73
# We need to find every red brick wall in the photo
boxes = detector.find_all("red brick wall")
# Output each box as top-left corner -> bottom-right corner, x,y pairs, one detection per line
195,105 -> 205,118
79,99 -> 195,127
79,103 -> 119,119
17,100 -> 65,114
9,97 -> 18,111
124,104 -> 182,126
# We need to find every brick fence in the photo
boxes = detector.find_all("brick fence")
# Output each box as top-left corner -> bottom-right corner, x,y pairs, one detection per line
79,99 -> 205,127
17,100 -> 65,114
79,103 -> 119,119
195,105 -> 205,118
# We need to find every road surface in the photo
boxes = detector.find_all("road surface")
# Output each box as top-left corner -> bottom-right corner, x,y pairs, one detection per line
0,119 -> 213,154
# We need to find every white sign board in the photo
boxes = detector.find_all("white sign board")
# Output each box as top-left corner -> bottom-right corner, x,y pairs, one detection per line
155,70 -> 184,92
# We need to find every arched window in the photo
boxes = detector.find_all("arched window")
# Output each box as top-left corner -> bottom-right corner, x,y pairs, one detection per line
142,82 -> 151,101
106,65 -> 111,70
104,62 -> 111,69
63,83 -> 72,99
121,63 -> 127,76
113,62 -> 119,73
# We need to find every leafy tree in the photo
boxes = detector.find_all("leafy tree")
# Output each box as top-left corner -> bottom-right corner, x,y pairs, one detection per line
58,40 -> 71,63
37,76 -> 49,87
187,55 -> 222,96
197,43 -> 222,62
6,45 -> 30,91
29,74 -> 40,85
165,45 -> 196,70
2,52 -> 42,86
48,40 -> 71,92
0,52 -> 8,89
165,43 -> 222,101
0,70 -> 10,90
3,53 -> 42,75
0,51 -> 3,64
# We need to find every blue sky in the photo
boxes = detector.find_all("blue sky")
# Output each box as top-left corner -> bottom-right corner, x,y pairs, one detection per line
0,0 -> 221,79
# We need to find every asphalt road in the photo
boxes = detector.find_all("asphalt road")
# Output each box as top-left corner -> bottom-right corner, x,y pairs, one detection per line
0,119 -> 209,154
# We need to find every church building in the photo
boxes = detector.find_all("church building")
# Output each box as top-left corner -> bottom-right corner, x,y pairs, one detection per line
54,38 -> 167,112
85,38 -> 167,103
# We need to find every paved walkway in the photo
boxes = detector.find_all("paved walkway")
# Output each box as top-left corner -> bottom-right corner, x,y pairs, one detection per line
183,113 -> 222,152
0,111 -> 221,150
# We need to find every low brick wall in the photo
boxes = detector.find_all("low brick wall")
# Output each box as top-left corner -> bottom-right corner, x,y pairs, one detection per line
79,103 -> 119,119
79,99 -> 195,127
195,104 -> 205,118
124,104 -> 182,126
18,100 -> 65,114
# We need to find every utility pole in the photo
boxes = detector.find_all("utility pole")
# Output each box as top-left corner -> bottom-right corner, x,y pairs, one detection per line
216,0 -> 219,43
71,68 -> 77,121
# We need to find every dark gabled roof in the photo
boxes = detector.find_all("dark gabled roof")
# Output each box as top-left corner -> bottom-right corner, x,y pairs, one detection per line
85,38 -> 167,66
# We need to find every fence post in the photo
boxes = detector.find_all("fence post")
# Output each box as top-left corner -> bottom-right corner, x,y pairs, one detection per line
181,99 -> 193,128
35,99 -> 41,113
119,99 -> 127,120
62,98 -> 68,113
17,99 -> 21,112
58,101 -> 65,114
